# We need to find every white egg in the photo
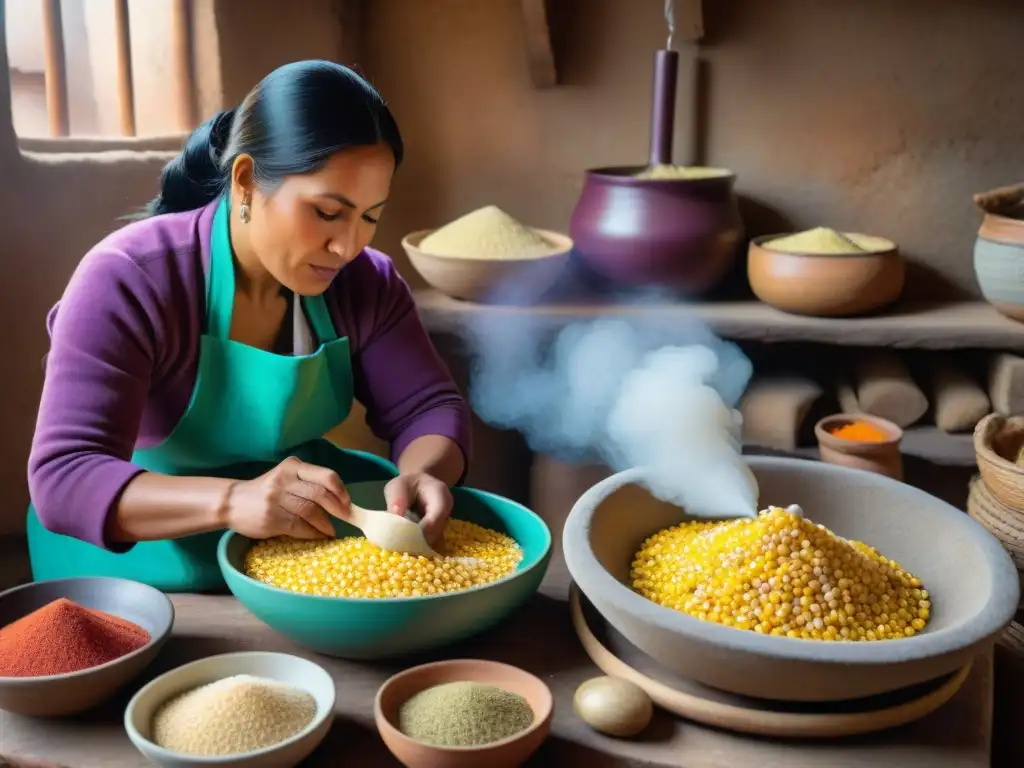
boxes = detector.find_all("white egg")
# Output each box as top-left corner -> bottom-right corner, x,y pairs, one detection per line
573,676 -> 653,738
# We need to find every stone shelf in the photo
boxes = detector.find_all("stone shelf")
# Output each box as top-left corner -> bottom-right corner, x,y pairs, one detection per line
414,289 -> 1024,350
745,425 -> 977,468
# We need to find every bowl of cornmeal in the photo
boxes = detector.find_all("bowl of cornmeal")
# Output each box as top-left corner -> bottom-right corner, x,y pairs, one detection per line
747,227 -> 905,317
563,456 -> 1019,702
402,205 -> 573,305
218,481 -> 551,659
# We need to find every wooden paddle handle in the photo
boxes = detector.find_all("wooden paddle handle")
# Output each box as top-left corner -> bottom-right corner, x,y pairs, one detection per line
973,182 -> 1024,214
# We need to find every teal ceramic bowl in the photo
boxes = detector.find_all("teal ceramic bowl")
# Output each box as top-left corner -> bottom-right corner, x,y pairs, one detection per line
218,481 -> 551,659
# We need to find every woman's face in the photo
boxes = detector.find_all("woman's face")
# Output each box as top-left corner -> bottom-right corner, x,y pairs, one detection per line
244,143 -> 395,295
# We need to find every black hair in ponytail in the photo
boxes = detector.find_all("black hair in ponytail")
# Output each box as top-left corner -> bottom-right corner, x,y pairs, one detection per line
139,60 -> 403,219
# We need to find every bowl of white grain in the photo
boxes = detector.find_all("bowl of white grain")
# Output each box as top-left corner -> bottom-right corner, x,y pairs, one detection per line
402,205 -> 573,305
124,651 -> 335,768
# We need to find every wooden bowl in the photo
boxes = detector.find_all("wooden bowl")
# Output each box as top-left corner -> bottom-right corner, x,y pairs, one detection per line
402,228 -> 572,305
814,413 -> 904,481
374,659 -> 553,768
563,457 -> 1020,702
974,413 -> 1024,511
974,214 -> 1024,323
124,651 -> 335,768
747,233 -> 905,317
0,577 -> 173,716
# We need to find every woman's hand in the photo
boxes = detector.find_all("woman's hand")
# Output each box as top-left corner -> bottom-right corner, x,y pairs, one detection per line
225,456 -> 351,540
383,472 -> 454,547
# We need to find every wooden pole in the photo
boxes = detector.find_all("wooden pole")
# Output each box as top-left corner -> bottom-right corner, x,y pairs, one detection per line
170,0 -> 196,131
41,0 -> 69,137
113,0 -> 136,136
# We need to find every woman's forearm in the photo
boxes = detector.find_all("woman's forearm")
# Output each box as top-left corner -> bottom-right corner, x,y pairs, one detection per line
397,435 -> 465,485
106,472 -> 236,543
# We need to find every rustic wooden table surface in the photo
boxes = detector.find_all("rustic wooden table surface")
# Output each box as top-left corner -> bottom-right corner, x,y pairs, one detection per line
0,561 -> 994,768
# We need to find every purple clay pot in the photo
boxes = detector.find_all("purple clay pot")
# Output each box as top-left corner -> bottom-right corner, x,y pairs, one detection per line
569,166 -> 744,296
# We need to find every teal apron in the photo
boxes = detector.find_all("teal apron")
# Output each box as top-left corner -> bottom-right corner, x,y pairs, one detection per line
27,197 -> 396,592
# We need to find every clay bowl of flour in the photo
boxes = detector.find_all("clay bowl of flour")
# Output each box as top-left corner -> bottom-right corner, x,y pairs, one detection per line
402,206 -> 572,305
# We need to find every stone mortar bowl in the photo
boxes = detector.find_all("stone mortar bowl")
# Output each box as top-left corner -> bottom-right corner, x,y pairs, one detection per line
562,457 -> 1019,702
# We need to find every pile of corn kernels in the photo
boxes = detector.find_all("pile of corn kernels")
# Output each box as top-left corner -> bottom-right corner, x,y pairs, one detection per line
243,519 -> 523,598
630,506 -> 930,641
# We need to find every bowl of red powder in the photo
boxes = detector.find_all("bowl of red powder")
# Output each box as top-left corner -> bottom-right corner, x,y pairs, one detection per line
0,576 -> 173,716
814,413 -> 904,481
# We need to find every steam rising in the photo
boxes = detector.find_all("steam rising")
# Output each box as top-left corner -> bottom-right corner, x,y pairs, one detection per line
462,306 -> 760,518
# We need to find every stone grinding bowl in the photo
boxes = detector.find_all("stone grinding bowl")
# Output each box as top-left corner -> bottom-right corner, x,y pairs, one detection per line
219,481 -> 551,659
562,457 -> 1020,703
0,577 -> 174,716
401,228 -> 573,304
374,659 -> 554,768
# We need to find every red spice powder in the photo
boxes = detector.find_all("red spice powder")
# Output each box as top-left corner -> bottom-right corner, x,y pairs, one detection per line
0,598 -> 151,677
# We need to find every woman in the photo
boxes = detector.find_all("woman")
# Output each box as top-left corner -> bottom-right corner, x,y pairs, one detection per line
26,60 -> 472,592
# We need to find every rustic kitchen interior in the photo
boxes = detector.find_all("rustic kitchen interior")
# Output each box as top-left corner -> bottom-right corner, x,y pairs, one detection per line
1,0 -> 1023,766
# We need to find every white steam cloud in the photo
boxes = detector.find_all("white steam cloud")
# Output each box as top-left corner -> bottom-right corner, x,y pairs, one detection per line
462,307 -> 760,519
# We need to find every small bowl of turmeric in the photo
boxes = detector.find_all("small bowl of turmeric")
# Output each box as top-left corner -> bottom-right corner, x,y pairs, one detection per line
814,413 -> 903,481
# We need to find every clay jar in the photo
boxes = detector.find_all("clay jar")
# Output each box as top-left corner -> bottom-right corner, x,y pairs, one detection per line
974,213 -> 1024,323
569,166 -> 743,296
814,414 -> 904,481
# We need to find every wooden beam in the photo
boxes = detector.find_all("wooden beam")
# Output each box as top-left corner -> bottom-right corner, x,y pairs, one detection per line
170,0 -> 197,131
113,0 -> 136,137
521,0 -> 557,88
674,0 -> 704,43
41,0 -> 69,137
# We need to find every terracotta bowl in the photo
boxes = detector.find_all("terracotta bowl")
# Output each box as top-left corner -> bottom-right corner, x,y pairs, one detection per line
562,457 -> 1019,702
0,577 -> 173,716
974,413 -> 1024,511
747,234 -> 905,317
374,659 -> 554,768
401,228 -> 572,305
814,413 -> 904,481
974,214 -> 1024,323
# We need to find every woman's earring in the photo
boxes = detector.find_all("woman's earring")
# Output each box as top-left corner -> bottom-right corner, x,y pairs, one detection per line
239,201 -> 251,224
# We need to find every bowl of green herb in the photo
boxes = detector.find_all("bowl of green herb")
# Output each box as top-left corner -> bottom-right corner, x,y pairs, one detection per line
374,659 -> 553,768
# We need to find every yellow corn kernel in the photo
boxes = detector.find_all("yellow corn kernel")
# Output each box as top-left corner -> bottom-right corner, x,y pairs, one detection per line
243,519 -> 523,598
629,506 -> 930,642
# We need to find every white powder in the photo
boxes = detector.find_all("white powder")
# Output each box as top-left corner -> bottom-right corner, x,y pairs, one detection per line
419,206 -> 555,260
151,674 -> 317,756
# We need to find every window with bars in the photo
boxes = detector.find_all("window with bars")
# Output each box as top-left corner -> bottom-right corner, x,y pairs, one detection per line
5,0 -> 197,139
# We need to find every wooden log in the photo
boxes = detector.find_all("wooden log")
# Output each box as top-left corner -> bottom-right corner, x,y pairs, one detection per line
990,353 -> 1024,416
835,376 -> 861,414
739,377 -> 823,452
854,352 -> 929,428
926,356 -> 991,433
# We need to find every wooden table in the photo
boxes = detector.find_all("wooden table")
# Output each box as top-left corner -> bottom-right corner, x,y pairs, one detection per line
0,567 -> 993,768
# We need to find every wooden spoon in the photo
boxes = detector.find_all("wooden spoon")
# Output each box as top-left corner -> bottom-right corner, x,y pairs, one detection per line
346,503 -> 441,558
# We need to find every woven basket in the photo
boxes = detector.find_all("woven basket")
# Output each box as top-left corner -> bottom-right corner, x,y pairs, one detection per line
999,611 -> 1024,655
968,475 -> 1024,608
974,413 -> 1024,511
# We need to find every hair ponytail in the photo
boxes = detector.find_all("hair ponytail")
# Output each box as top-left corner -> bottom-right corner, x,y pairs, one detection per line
138,109 -> 236,218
